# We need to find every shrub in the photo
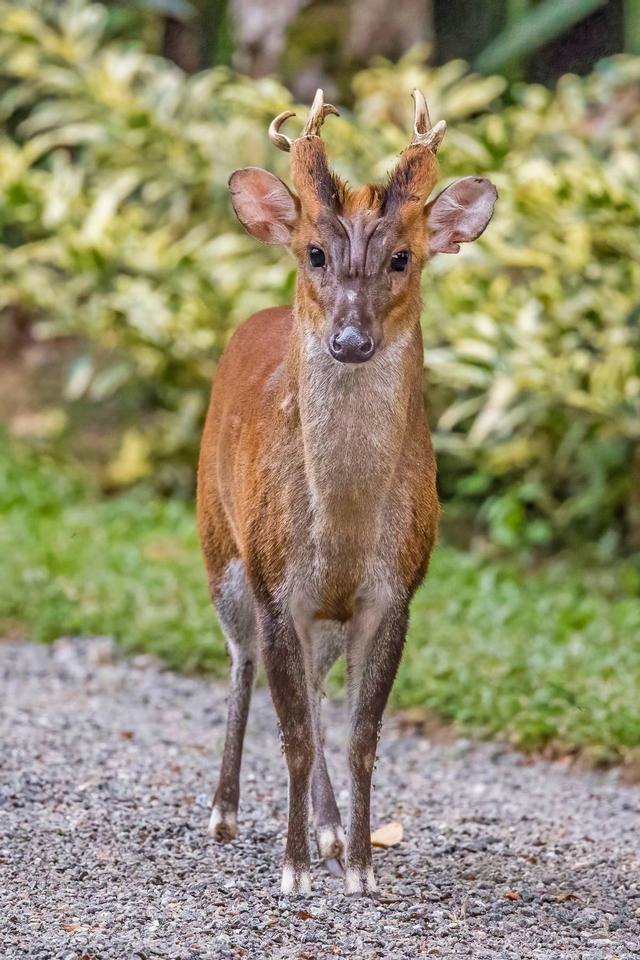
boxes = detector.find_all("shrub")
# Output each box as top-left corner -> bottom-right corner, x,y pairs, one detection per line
1,0 -> 639,548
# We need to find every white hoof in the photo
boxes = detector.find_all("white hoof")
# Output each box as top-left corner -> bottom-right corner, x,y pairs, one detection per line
344,866 -> 377,897
317,825 -> 345,860
208,806 -> 237,843
281,863 -> 312,896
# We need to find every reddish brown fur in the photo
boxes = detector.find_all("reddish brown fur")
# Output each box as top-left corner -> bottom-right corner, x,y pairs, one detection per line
198,304 -> 438,613
198,306 -> 296,597
197,96 -> 496,895
200,139 -> 442,606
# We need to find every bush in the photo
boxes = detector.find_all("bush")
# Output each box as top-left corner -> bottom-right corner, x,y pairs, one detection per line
421,61 -> 640,550
1,0 -> 639,547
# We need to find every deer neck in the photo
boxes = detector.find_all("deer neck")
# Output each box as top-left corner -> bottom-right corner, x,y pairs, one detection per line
287,307 -> 423,557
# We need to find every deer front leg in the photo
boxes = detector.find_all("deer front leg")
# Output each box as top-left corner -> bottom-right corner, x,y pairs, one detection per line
259,606 -> 315,895
345,600 -> 408,896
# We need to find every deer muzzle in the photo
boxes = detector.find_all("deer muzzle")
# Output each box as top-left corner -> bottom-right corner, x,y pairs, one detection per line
328,324 -> 376,364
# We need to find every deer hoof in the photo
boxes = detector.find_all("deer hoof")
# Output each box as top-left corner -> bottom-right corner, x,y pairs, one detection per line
344,865 -> 378,897
208,806 -> 237,843
316,825 -> 345,861
323,857 -> 345,878
280,863 -> 312,896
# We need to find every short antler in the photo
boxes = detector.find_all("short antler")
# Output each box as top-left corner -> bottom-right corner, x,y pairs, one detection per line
268,88 -> 339,153
384,88 -> 445,208
268,110 -> 297,152
409,88 -> 446,154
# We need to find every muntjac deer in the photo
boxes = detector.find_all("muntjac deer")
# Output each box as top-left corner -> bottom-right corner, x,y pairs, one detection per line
197,89 -> 497,896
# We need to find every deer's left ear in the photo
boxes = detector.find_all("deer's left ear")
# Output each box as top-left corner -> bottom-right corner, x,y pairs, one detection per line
425,176 -> 497,256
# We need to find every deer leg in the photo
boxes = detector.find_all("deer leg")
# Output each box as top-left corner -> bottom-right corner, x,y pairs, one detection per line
345,600 -> 408,896
259,606 -> 315,895
308,623 -> 345,866
311,695 -> 344,864
209,559 -> 257,842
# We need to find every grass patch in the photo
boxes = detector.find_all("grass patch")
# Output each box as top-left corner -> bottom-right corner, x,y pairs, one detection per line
0,441 -> 225,674
2,439 -> 640,763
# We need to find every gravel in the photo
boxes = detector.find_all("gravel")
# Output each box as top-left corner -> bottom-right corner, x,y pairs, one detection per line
1,638 -> 640,959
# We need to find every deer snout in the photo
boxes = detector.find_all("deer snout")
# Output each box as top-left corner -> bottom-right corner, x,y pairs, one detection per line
328,324 -> 375,364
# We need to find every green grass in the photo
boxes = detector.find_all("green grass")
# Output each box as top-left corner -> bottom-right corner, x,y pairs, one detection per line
2,440 -> 640,764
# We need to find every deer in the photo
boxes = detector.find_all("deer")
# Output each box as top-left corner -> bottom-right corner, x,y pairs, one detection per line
197,88 -> 497,896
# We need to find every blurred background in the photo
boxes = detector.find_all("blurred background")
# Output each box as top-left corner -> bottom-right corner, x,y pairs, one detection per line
1,0 -> 639,772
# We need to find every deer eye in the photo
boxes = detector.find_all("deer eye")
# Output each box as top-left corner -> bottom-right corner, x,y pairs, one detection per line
390,250 -> 409,272
308,246 -> 326,268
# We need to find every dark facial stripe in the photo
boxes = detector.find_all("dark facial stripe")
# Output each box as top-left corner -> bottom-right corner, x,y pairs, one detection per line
382,150 -> 424,212
309,148 -> 344,211
335,213 -> 382,277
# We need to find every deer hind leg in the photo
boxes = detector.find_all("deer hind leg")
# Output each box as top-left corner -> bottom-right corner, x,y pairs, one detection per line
259,606 -> 315,895
209,558 -> 258,843
345,598 -> 408,896
308,621 -> 346,869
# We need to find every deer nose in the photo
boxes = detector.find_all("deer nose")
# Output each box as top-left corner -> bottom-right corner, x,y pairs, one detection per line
328,325 -> 375,364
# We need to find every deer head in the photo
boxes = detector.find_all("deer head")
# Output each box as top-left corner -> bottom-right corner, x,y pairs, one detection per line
229,89 -> 497,364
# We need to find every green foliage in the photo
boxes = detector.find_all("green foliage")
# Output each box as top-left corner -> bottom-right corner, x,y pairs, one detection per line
403,547 -> 640,759
1,0 -> 639,547
2,438 -> 640,761
475,0 -> 608,74
425,60 -> 640,548
0,437 -> 226,671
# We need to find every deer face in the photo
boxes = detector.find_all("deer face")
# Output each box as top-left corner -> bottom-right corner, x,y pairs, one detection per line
293,201 -> 425,364
229,90 -> 497,365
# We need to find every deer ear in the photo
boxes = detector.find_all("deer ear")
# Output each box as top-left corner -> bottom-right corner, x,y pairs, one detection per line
229,167 -> 299,245
425,176 -> 497,256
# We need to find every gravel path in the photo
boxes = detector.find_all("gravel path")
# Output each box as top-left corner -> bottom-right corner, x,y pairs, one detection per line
1,638 -> 640,959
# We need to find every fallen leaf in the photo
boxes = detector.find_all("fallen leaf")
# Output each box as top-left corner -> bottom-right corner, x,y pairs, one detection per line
556,892 -> 581,902
504,890 -> 521,901
371,820 -> 403,848
295,909 -> 314,920
119,730 -> 134,740
63,923 -> 103,933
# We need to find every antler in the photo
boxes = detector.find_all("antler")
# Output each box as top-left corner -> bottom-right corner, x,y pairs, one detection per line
268,88 -> 339,153
409,88 -> 446,154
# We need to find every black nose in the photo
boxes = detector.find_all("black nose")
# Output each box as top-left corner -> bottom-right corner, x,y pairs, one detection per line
328,325 -> 375,364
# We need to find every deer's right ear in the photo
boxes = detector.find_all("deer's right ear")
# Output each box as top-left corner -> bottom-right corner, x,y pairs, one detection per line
229,167 -> 299,245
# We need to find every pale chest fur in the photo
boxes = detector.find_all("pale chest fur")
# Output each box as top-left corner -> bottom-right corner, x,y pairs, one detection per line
279,330 -> 426,620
